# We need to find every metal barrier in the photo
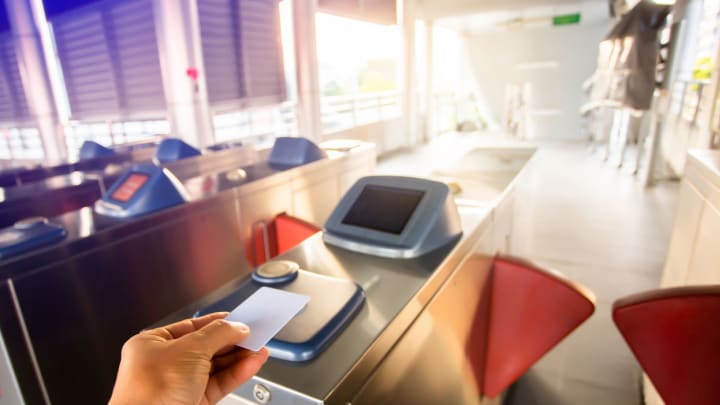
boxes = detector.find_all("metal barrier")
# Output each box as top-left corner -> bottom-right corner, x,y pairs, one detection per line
321,91 -> 400,132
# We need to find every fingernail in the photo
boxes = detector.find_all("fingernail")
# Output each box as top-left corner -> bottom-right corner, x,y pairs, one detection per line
227,321 -> 249,333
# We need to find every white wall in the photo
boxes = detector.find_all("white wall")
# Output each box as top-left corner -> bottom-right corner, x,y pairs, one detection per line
465,21 -> 608,140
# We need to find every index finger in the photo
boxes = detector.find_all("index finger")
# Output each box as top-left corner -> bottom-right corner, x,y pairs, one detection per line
145,312 -> 230,340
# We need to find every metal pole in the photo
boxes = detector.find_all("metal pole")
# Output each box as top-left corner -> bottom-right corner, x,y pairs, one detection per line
292,0 -> 322,141
399,0 -> 417,147
424,20 -> 434,142
154,0 -> 214,148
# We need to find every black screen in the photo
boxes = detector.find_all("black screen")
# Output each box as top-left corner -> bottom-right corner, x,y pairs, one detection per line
342,185 -> 425,234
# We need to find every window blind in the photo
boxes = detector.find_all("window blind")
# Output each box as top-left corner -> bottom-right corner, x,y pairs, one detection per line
0,33 -> 32,124
198,0 -> 286,108
50,0 -> 165,120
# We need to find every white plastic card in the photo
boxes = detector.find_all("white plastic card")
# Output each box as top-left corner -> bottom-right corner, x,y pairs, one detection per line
225,287 -> 310,351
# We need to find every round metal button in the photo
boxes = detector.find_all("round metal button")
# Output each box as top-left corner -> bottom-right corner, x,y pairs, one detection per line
252,260 -> 300,285
225,169 -> 247,182
252,383 -> 271,404
14,217 -> 48,230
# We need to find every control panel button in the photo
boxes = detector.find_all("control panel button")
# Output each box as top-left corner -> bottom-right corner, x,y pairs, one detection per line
252,260 -> 300,285
225,169 -> 247,182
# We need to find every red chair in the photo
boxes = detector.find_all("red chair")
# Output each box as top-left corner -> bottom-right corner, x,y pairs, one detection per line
472,256 -> 596,398
248,213 -> 320,266
612,285 -> 720,405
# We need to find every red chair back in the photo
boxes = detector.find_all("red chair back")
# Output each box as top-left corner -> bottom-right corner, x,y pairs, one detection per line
482,257 -> 595,397
248,213 -> 320,266
612,286 -> 720,405
274,213 -> 321,255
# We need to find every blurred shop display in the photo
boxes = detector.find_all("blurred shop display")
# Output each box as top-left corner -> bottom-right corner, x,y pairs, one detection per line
587,0 -> 671,170
592,1 -> 672,110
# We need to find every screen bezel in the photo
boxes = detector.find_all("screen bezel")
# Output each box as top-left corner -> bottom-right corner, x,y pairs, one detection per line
324,176 -> 449,248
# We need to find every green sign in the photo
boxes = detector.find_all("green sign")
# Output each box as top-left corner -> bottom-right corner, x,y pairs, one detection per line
553,13 -> 581,26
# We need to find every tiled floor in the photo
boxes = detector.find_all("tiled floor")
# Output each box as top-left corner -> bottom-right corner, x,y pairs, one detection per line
505,141 -> 680,405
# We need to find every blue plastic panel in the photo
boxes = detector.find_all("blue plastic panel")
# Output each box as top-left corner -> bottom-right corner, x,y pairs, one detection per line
94,163 -> 188,219
196,269 -> 364,362
268,137 -> 327,168
154,138 -> 202,164
78,140 -> 116,160
0,220 -> 67,260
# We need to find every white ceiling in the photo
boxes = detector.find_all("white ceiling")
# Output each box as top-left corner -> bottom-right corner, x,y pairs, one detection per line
426,1 -> 611,35
417,0 -> 610,19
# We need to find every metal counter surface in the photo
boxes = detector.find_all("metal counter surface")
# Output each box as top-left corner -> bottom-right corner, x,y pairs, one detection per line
157,205 -> 491,403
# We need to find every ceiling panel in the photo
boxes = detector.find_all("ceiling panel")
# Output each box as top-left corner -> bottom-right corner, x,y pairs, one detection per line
418,0 -> 609,20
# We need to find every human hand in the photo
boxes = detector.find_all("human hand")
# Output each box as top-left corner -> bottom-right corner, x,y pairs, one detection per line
109,312 -> 269,405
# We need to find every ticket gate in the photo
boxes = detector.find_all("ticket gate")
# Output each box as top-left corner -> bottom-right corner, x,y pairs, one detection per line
0,140 -> 158,188
0,139 -> 256,231
0,140 -> 374,404
0,173 -> 110,229
157,146 -> 537,405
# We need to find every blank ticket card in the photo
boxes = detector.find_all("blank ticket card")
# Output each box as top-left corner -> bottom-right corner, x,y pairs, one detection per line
225,287 -> 310,351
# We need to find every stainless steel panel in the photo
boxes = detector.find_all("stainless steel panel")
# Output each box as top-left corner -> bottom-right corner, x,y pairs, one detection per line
352,254 -> 495,404
164,145 -> 259,181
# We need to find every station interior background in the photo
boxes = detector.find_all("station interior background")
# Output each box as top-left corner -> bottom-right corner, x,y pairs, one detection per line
1,0 -> 719,404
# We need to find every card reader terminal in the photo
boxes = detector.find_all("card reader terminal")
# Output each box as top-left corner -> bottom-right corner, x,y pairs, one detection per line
154,138 -> 202,164
94,163 -> 189,219
0,217 -> 67,260
323,176 -> 462,258
268,137 -> 327,168
197,260 -> 364,362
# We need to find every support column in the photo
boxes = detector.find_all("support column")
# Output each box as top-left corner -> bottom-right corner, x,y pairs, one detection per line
5,0 -> 65,162
423,20 -> 434,142
154,0 -> 214,148
399,0 -> 418,147
292,0 -> 322,142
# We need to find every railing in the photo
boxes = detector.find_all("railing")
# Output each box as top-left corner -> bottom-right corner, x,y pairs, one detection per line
63,119 -> 170,160
321,91 -> 400,133
0,127 -> 44,160
213,101 -> 298,147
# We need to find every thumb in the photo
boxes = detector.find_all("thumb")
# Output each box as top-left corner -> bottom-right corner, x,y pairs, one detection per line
189,319 -> 250,357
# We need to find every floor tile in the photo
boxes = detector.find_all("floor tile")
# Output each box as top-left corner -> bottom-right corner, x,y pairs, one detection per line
505,141 -> 679,405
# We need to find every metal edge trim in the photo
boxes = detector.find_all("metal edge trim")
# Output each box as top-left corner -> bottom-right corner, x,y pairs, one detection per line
7,279 -> 52,404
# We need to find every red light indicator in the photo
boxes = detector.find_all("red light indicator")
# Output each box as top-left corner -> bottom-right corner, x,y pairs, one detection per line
186,67 -> 198,81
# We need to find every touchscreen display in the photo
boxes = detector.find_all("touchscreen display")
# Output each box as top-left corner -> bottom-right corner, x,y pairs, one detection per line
342,185 -> 424,234
111,173 -> 149,202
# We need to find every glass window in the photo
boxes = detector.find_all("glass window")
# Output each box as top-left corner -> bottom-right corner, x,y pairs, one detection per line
316,12 -> 401,133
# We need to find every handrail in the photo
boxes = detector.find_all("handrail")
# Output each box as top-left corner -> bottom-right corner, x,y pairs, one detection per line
321,91 -> 400,132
